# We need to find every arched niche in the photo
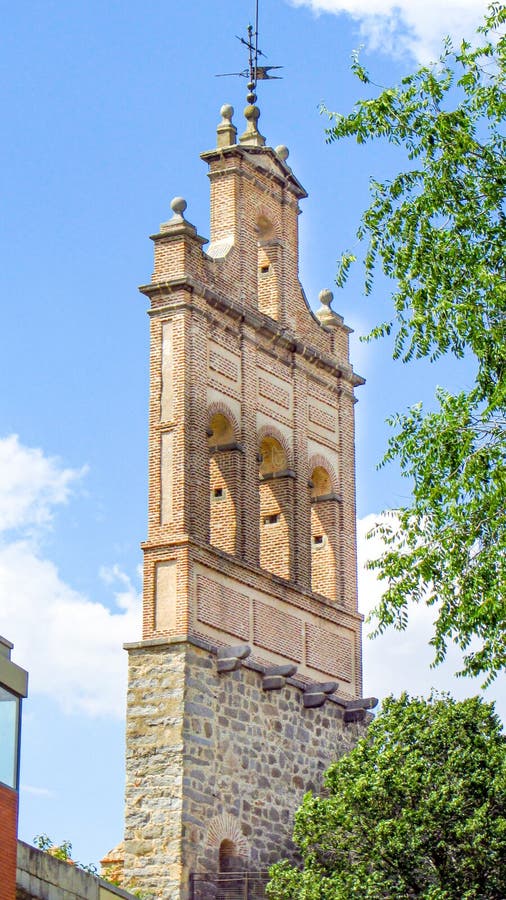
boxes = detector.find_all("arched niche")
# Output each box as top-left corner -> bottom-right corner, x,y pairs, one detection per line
311,465 -> 333,499
208,412 -> 235,449
219,839 -> 241,873
259,434 -> 287,476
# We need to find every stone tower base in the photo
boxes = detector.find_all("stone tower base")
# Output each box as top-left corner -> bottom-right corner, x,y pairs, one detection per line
123,637 -> 368,899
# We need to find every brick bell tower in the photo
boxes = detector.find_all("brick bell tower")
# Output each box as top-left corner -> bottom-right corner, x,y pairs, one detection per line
123,99 -> 374,899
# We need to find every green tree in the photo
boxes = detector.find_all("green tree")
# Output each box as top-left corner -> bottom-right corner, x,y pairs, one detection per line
267,694 -> 506,900
327,4 -> 506,682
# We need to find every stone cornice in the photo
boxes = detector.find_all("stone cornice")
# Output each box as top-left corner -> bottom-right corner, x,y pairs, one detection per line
139,276 -> 365,387
140,535 -> 364,625
200,144 -> 308,201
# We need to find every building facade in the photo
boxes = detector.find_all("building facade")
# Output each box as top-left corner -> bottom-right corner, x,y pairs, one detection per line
123,101 -> 372,899
0,636 -> 28,900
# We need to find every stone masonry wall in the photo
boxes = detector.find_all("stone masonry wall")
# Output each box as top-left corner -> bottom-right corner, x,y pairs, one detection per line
124,644 -> 186,898
124,639 -> 368,900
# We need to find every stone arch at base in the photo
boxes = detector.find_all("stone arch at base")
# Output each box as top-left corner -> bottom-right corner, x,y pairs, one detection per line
206,813 -> 248,862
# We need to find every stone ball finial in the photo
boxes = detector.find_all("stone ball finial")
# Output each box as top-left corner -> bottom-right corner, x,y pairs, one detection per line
170,196 -> 187,216
275,145 -> 289,162
220,104 -> 234,123
319,289 -> 334,308
244,104 -> 260,123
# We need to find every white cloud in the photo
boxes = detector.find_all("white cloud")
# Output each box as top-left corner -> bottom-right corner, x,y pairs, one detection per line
0,434 -> 87,535
357,513 -> 506,722
288,0 -> 489,62
0,435 -> 141,718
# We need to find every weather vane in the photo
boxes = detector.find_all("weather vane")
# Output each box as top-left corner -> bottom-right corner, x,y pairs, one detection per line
216,0 -> 283,103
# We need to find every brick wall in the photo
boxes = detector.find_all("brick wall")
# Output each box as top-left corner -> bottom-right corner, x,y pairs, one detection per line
136,121 -> 365,692
0,783 -> 18,900
209,450 -> 240,555
125,110 -> 367,899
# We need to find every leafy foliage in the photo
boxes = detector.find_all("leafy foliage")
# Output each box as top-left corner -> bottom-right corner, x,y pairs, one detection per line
267,694 -> 506,899
33,833 -> 98,874
325,4 -> 506,681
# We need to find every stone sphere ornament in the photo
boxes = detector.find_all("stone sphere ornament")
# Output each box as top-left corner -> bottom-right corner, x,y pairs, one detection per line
170,197 -> 187,216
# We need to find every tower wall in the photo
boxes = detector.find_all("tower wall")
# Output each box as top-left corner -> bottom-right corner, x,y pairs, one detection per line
124,638 -> 364,899
124,103 -> 371,900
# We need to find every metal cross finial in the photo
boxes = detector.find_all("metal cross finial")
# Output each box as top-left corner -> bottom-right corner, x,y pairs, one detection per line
215,0 -> 283,100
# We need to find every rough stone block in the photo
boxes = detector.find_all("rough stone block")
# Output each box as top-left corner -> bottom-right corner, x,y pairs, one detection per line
303,691 -> 326,708
304,681 -> 338,695
217,644 -> 251,661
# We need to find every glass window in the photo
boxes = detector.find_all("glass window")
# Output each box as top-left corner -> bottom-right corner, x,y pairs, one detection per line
0,685 -> 20,789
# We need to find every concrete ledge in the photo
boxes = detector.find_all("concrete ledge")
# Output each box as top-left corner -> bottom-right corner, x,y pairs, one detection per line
17,842 -> 138,900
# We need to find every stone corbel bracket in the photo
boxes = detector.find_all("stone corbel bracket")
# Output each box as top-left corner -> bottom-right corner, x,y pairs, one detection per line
303,681 -> 339,708
262,664 -> 298,691
216,643 -> 251,673
342,697 -> 378,723
328,695 -> 378,722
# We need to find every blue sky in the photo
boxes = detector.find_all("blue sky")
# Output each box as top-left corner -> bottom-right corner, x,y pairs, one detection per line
0,0 -> 502,869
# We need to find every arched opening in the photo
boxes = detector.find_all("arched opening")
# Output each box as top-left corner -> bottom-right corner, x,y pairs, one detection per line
256,216 -> 282,321
311,466 -> 333,500
259,435 -> 287,476
310,466 -> 338,600
208,413 -> 239,555
259,435 -> 293,580
219,839 -> 238,873
208,413 -> 235,450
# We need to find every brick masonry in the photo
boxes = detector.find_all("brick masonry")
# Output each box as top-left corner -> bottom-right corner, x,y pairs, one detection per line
123,105 -> 368,898
0,783 -> 18,900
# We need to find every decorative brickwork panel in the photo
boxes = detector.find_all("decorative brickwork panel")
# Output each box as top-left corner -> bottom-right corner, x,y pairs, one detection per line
161,321 -> 174,422
160,431 -> 174,524
258,376 -> 290,411
197,574 -> 250,640
253,600 -> 303,662
308,400 -> 337,434
257,369 -> 293,423
306,623 -> 353,683
209,342 -> 240,385
155,560 -> 178,633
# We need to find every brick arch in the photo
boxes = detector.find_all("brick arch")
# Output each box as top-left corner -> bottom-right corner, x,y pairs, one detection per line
206,813 -> 248,856
257,424 -> 293,468
207,401 -> 241,443
308,454 -> 339,494
255,205 -> 283,242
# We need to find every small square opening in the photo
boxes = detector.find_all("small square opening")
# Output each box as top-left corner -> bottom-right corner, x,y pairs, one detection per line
260,264 -> 270,275
212,487 -> 225,500
313,534 -> 325,547
264,513 -> 280,525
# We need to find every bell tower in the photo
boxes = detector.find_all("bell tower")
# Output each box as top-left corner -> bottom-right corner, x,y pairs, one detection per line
123,98 -> 374,900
